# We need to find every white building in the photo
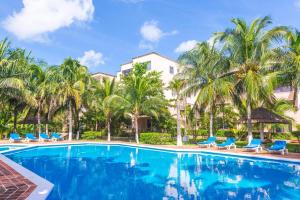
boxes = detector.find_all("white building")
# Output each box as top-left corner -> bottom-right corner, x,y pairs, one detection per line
117,52 -> 197,116
274,87 -> 300,127
92,72 -> 115,82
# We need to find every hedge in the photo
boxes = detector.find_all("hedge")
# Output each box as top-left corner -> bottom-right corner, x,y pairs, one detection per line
140,132 -> 173,144
272,132 -> 294,140
81,131 -> 104,140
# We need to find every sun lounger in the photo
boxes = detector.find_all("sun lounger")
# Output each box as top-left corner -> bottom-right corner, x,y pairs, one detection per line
51,133 -> 63,142
25,133 -> 37,142
267,140 -> 288,155
39,133 -> 50,142
243,138 -> 263,153
198,137 -> 216,148
217,137 -> 236,149
9,133 -> 21,143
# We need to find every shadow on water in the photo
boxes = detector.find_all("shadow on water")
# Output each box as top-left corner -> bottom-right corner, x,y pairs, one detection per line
6,145 -> 300,200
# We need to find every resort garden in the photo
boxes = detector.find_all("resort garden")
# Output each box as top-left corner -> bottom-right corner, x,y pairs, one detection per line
0,16 -> 300,152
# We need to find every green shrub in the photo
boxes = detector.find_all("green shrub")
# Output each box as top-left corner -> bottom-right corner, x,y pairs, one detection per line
197,129 -> 208,136
272,132 -> 293,140
292,131 -> 300,138
216,129 -> 235,137
140,132 -> 173,144
81,131 -> 104,140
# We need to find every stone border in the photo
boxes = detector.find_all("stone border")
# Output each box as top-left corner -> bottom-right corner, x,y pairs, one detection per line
0,154 -> 53,200
3,142 -> 299,164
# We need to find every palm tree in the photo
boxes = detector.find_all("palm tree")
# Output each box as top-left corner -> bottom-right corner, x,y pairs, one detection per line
168,78 -> 185,146
216,16 -> 285,143
179,42 -> 233,137
99,78 -> 121,141
276,29 -> 300,108
120,63 -> 166,144
53,58 -> 89,141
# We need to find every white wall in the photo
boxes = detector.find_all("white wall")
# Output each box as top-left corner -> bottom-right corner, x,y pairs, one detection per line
117,53 -> 197,116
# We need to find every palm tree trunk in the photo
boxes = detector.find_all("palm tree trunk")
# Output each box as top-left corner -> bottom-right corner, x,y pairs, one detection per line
176,98 -> 182,146
13,107 -> 17,132
293,85 -> 298,109
134,115 -> 139,144
247,100 -> 253,143
37,103 -> 41,134
68,101 -> 73,141
209,109 -> 213,137
107,119 -> 111,142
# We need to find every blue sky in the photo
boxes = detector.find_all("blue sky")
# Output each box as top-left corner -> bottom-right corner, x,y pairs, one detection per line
0,0 -> 299,75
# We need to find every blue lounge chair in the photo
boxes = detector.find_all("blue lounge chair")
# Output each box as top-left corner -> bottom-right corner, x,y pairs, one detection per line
198,137 -> 216,148
51,133 -> 63,142
39,133 -> 50,142
267,140 -> 288,155
217,137 -> 236,150
25,133 -> 37,142
9,133 -> 21,143
243,138 -> 262,153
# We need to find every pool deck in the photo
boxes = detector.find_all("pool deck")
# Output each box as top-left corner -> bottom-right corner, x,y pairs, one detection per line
0,140 -> 299,199
0,159 -> 36,199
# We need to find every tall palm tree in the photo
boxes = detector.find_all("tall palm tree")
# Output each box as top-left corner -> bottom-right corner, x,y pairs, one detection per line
120,63 -> 166,144
216,16 -> 284,143
53,58 -> 89,141
99,78 -> 122,141
168,78 -> 185,146
276,29 -> 300,108
179,42 -> 233,137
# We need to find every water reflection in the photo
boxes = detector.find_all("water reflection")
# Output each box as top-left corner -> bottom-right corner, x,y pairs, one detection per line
5,145 -> 300,200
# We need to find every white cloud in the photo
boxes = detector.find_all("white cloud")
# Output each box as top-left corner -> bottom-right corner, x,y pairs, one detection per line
140,20 -> 177,42
2,0 -> 94,41
139,20 -> 177,49
175,40 -> 198,53
78,50 -> 105,68
295,0 -> 300,9
140,21 -> 163,42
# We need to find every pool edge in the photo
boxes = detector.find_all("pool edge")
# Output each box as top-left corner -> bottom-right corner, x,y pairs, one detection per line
0,154 -> 53,200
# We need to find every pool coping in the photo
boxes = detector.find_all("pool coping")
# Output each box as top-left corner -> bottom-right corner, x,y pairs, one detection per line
0,154 -> 54,200
2,142 -> 299,164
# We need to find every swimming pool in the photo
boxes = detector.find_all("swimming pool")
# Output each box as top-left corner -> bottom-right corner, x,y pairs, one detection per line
4,144 -> 300,200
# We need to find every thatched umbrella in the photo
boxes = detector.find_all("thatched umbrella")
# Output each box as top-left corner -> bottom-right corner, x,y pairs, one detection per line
239,107 -> 291,141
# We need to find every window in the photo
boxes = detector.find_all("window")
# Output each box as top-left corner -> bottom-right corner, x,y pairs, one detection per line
122,69 -> 132,76
146,61 -> 151,70
169,66 -> 174,74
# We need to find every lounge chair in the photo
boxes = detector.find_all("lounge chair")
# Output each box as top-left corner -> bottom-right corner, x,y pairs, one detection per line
9,133 -> 21,143
267,140 -> 288,155
217,137 -> 236,150
39,133 -> 50,142
51,133 -> 63,142
198,137 -> 216,148
243,138 -> 263,153
25,133 -> 37,142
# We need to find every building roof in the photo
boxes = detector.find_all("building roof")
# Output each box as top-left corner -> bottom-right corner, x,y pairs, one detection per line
120,52 -> 178,66
239,107 -> 290,124
91,72 -> 116,77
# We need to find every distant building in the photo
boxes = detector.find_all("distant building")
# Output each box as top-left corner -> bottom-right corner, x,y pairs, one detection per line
91,72 -> 115,82
117,52 -> 196,111
274,86 -> 300,126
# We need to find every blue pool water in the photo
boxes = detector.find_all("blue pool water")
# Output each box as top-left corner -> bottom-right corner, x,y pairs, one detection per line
4,144 -> 300,200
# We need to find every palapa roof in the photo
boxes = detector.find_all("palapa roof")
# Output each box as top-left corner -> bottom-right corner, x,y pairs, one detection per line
239,107 -> 290,124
